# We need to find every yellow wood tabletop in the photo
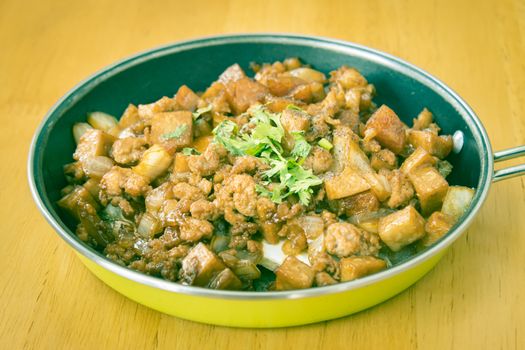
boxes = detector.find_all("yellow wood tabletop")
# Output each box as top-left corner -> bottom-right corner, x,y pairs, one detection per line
1,0 -> 524,349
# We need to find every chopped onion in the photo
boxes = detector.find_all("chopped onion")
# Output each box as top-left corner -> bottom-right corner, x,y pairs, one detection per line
297,215 -> 324,240
87,111 -> 118,132
82,156 -> 114,179
133,144 -> 172,181
233,260 -> 261,280
73,122 -> 93,144
137,213 -> 162,238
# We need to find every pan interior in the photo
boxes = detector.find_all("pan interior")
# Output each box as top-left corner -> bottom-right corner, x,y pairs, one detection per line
30,34 -> 491,296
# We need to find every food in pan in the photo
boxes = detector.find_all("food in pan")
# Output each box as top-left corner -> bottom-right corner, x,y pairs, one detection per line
58,58 -> 474,291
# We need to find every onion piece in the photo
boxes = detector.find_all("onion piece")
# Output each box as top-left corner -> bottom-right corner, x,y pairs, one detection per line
73,123 -> 93,144
87,111 -> 119,133
137,213 -> 162,238
133,144 -> 172,181
82,156 -> 114,179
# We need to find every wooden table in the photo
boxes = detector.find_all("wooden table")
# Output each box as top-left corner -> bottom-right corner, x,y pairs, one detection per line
1,0 -> 524,348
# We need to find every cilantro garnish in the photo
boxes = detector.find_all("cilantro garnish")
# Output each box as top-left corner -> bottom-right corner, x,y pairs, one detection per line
318,137 -> 333,150
161,124 -> 187,140
213,106 -> 321,205
182,147 -> 200,156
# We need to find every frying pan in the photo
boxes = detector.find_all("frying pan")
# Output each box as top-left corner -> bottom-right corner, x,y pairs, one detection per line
28,34 -> 525,327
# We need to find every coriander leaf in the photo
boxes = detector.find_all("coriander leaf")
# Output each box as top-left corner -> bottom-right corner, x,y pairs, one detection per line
162,124 -> 188,140
318,138 -> 333,150
212,106 -> 323,206
182,147 -> 200,156
192,105 -> 212,120
437,160 -> 453,178
291,132 -> 311,159
286,104 -> 303,111
255,184 -> 272,198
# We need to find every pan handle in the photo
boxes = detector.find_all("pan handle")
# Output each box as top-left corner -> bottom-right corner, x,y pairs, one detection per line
493,145 -> 525,182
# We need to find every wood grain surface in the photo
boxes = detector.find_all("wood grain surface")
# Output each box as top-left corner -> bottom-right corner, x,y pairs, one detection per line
1,0 -> 524,349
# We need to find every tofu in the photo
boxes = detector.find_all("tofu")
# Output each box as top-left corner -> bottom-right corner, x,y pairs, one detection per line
280,108 -> 311,133
378,205 -> 426,251
331,126 -> 391,201
400,147 -> 436,175
180,243 -> 226,286
175,85 -> 200,112
173,153 -> 190,173
275,256 -> 315,290
150,111 -> 193,153
412,108 -> 433,130
227,77 -> 268,115
218,63 -> 246,84
408,166 -> 449,215
371,149 -> 398,171
324,167 -> 370,200
339,191 -> 380,217
340,256 -> 387,282
408,130 -> 453,159
118,104 -> 140,129
315,272 -> 337,286
441,186 -> 475,222
364,105 -> 406,154
193,135 -> 213,153
73,129 -> 114,162
422,211 -> 454,246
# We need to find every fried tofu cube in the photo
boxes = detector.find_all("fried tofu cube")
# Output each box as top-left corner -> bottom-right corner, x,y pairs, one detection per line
275,256 -> 315,290
364,105 -> 406,154
175,85 -> 200,112
412,108 -> 433,130
73,129 -> 114,162
218,63 -> 246,84
180,243 -> 226,286
441,186 -> 475,222
315,272 -> 337,286
118,104 -> 140,129
227,78 -> 268,115
192,135 -> 213,153
400,147 -> 437,175
150,111 -> 193,153
340,256 -> 387,282
408,130 -> 453,159
408,166 -> 449,215
173,153 -> 190,173
422,211 -> 454,246
371,149 -> 398,171
340,191 -> 380,217
280,108 -> 311,133
207,268 -> 242,290
331,126 -> 392,201
378,205 -> 426,251
324,167 -> 370,200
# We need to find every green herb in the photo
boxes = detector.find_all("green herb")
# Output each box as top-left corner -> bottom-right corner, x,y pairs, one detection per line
192,105 -> 213,120
437,160 -> 453,178
182,147 -> 200,156
318,138 -> 333,150
161,124 -> 188,140
286,104 -> 303,111
213,106 -> 322,205
291,132 -> 311,159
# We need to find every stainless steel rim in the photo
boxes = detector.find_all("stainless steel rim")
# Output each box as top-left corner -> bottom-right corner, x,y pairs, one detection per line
27,33 -> 494,300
